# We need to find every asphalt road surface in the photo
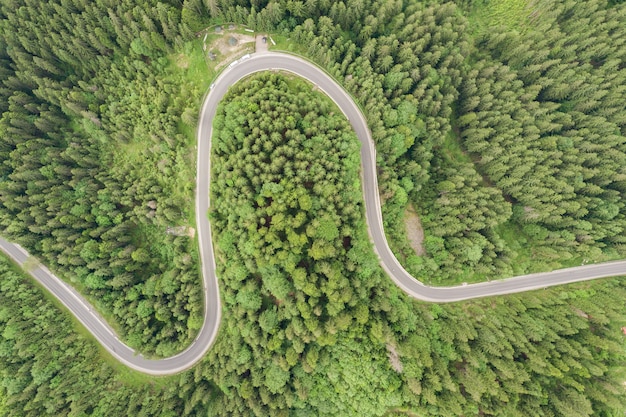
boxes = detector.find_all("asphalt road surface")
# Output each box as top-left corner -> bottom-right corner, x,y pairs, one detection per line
1,51 -> 625,375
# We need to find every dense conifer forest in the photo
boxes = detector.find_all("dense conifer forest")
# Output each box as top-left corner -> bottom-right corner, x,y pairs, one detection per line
0,0 -> 625,416
0,0 -> 204,356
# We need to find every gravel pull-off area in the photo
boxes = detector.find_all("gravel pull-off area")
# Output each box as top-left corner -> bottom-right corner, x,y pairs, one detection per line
255,34 -> 269,53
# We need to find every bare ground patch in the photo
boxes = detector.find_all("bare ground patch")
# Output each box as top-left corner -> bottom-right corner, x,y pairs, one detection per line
175,53 -> 189,69
404,204 -> 425,256
214,33 -> 255,55
166,226 -> 195,238
204,30 -> 255,72
386,343 -> 403,373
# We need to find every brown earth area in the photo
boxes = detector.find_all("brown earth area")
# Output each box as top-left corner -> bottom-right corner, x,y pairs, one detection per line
386,343 -> 403,373
404,203 -> 425,256
213,33 -> 255,55
175,53 -> 189,69
204,29 -> 255,72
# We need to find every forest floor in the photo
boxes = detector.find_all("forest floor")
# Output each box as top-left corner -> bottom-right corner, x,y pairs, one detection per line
404,204 -> 425,256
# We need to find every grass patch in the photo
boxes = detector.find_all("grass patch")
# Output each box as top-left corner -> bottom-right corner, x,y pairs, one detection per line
467,0 -> 531,32
268,33 -> 308,55
106,354 -> 177,388
493,221 -> 534,274
172,38 -> 215,91
439,129 -> 473,166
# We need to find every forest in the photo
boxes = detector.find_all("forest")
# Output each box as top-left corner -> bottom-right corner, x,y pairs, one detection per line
0,0 -> 207,356
274,0 -> 626,284
0,0 -> 625,415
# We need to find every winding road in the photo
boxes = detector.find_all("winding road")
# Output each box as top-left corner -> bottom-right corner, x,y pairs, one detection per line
1,51 -> 625,375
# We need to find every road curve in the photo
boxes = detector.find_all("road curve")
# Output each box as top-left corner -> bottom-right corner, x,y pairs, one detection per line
1,51 -> 625,375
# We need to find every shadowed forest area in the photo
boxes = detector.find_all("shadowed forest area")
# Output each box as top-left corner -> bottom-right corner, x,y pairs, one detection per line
0,0 -> 625,416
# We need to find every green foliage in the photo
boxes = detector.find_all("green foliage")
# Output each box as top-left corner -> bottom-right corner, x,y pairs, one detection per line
275,0 -> 626,285
394,280 -> 626,416
452,0 -> 626,276
2,0 -> 626,416
465,0 -> 538,33
0,0 -> 203,355
206,73 -> 396,414
0,255 -> 214,416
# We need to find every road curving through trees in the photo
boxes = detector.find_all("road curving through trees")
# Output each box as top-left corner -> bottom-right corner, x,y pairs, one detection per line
1,51 -> 625,375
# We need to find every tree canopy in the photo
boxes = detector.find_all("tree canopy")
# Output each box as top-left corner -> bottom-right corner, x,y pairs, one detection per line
1,0 -> 625,415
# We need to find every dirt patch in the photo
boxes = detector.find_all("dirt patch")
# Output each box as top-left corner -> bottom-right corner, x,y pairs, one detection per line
166,226 -> 195,238
205,31 -> 255,71
255,34 -> 269,53
386,343 -> 403,373
573,308 -> 589,319
213,33 -> 254,55
22,256 -> 42,273
404,203 -> 425,256
175,53 -> 189,69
